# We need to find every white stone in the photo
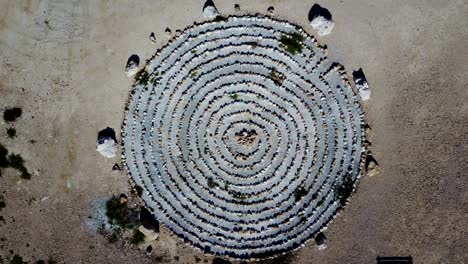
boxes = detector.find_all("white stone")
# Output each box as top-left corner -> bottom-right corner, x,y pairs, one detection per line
355,77 -> 371,101
96,137 -> 117,158
125,58 -> 139,77
203,5 -> 219,19
310,15 -> 335,36
139,225 -> 159,241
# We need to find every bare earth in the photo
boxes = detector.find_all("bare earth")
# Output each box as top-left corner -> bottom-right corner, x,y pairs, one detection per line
0,0 -> 467,263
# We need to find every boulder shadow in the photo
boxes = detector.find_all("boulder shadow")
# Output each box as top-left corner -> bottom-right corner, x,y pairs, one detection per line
308,4 -> 332,22
97,127 -> 116,142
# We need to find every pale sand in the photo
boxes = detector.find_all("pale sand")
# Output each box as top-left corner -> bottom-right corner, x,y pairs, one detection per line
0,0 -> 467,263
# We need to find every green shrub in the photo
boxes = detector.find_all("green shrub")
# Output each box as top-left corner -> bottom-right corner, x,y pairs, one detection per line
207,178 -> 217,188
9,255 -> 27,264
135,70 -> 150,85
0,144 -> 8,168
269,69 -> 285,86
229,94 -> 239,100
280,32 -> 304,54
3,108 -> 22,122
7,154 -> 24,169
335,173 -> 354,206
105,196 -> 132,228
130,229 -> 145,245
6,128 -> 16,139
294,186 -> 308,202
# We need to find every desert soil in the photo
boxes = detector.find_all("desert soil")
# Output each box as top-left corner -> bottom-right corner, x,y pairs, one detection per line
0,0 -> 467,263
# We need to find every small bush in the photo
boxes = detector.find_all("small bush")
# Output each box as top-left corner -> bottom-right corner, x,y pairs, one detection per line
269,69 -> 285,86
135,70 -> 150,85
7,154 -> 24,169
6,128 -> 16,139
335,173 -> 354,206
105,196 -> 132,228
207,178 -> 217,188
10,255 -> 27,264
229,94 -> 239,100
0,144 -> 8,168
130,229 -> 145,245
294,186 -> 308,202
3,108 -> 22,122
280,32 -> 304,55
0,196 -> 5,211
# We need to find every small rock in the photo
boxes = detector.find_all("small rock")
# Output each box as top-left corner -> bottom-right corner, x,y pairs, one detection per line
203,0 -> 219,19
96,127 -> 118,158
165,27 -> 172,38
175,29 -> 182,36
309,4 -> 334,36
119,194 -> 128,204
315,232 -> 327,250
353,68 -> 371,101
267,6 -> 274,14
125,54 -> 140,77
149,32 -> 157,43
234,4 -> 240,12
366,153 -> 380,177
112,163 -> 121,171
138,225 -> 159,242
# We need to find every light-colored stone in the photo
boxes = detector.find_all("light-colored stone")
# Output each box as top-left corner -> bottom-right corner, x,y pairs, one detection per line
125,56 -> 139,77
203,5 -> 219,19
96,137 -> 117,158
310,15 -> 335,36
367,160 -> 380,177
138,225 -> 159,241
355,76 -> 371,101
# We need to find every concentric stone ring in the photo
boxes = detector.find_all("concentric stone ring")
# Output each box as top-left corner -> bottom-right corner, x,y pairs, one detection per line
122,15 -> 365,259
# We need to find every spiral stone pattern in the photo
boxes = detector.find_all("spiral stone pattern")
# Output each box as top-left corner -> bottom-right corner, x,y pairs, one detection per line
122,16 -> 365,259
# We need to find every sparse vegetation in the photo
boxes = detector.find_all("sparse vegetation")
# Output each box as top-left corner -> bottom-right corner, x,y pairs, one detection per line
280,32 -> 304,55
232,192 -> 246,200
294,186 -> 308,202
229,93 -> 239,100
130,229 -> 145,245
9,255 -> 27,264
3,108 -> 22,122
207,178 -> 217,188
0,196 -> 5,211
134,185 -> 143,197
0,145 -> 30,179
190,71 -> 198,78
135,69 -> 150,85
6,128 -> 16,139
335,173 -> 354,206
105,196 -> 133,228
269,69 -> 285,86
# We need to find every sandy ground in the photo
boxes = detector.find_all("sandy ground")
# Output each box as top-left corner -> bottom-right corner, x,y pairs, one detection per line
0,0 -> 467,263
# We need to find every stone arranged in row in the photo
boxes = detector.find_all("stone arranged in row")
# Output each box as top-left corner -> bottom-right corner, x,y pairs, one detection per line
122,15 -> 365,260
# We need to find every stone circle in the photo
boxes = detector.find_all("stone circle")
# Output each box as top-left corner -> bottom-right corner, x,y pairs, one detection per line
121,15 -> 365,260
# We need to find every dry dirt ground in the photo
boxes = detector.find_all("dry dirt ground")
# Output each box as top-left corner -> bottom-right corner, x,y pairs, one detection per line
0,0 -> 467,263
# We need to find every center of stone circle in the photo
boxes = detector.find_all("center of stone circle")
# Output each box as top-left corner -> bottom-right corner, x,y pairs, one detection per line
234,128 -> 257,148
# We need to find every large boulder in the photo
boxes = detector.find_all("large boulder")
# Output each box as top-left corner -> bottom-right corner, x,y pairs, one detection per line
315,232 -> 327,250
125,54 -> 140,77
309,4 -> 334,36
138,225 -> 159,242
203,0 -> 219,19
353,69 -> 371,101
366,153 -> 380,177
96,127 -> 117,158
